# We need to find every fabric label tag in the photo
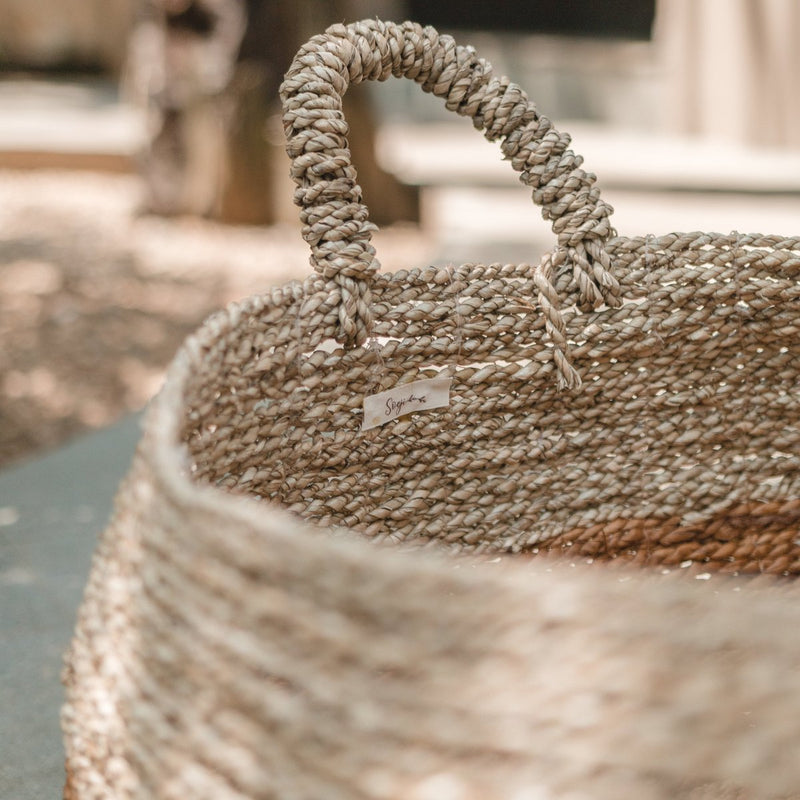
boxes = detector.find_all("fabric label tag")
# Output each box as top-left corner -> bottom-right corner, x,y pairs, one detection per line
362,377 -> 452,430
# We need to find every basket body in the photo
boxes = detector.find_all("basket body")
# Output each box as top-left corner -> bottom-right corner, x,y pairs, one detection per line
63,19 -> 800,800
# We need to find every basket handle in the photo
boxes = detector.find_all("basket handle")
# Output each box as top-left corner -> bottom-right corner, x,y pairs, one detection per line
280,19 -> 619,362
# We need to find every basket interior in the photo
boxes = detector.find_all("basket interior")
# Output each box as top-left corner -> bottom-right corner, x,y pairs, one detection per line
181,252 -> 800,576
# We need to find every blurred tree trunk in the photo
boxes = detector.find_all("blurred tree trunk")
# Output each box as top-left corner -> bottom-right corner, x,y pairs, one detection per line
129,0 -> 418,225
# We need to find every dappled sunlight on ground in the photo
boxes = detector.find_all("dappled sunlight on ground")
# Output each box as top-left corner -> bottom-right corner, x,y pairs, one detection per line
0,169 -> 435,467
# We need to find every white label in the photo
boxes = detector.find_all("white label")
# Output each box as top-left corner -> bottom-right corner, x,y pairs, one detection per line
362,377 -> 452,430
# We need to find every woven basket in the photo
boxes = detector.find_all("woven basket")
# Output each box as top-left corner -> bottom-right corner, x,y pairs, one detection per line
63,19 -> 800,800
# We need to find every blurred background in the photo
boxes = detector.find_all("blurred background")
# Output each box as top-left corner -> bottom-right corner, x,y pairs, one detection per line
1,0 -> 799,468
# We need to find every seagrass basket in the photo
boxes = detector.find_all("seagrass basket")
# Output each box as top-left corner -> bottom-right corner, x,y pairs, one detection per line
63,19 -> 800,800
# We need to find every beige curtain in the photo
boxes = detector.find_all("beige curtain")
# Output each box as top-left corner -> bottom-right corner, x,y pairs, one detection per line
657,0 -> 800,148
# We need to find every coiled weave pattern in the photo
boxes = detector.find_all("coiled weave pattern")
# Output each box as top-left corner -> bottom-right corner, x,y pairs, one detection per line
63,19 -> 800,800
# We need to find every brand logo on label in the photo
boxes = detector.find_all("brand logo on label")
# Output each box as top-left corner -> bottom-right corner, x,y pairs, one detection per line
385,391 -> 428,417
362,378 -> 452,430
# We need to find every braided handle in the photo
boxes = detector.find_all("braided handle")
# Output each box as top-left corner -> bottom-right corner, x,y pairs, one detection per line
280,19 -> 619,353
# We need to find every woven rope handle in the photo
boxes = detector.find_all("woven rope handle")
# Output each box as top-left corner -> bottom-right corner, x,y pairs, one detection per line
281,18 -> 620,359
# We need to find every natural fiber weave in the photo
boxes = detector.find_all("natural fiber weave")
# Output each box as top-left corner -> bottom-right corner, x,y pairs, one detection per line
63,19 -> 800,800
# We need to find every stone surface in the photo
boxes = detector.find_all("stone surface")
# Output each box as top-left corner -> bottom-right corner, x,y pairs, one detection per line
0,415 -> 141,800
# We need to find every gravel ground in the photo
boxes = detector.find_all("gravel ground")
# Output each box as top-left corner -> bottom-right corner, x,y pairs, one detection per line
0,169 -> 432,468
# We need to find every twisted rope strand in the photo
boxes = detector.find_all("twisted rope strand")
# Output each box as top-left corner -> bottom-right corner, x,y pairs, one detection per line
280,19 -> 617,352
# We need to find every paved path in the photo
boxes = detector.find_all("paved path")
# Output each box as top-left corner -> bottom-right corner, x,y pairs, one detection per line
0,415 -> 141,800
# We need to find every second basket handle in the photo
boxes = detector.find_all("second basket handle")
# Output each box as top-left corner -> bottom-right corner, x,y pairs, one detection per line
281,18 -> 619,351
